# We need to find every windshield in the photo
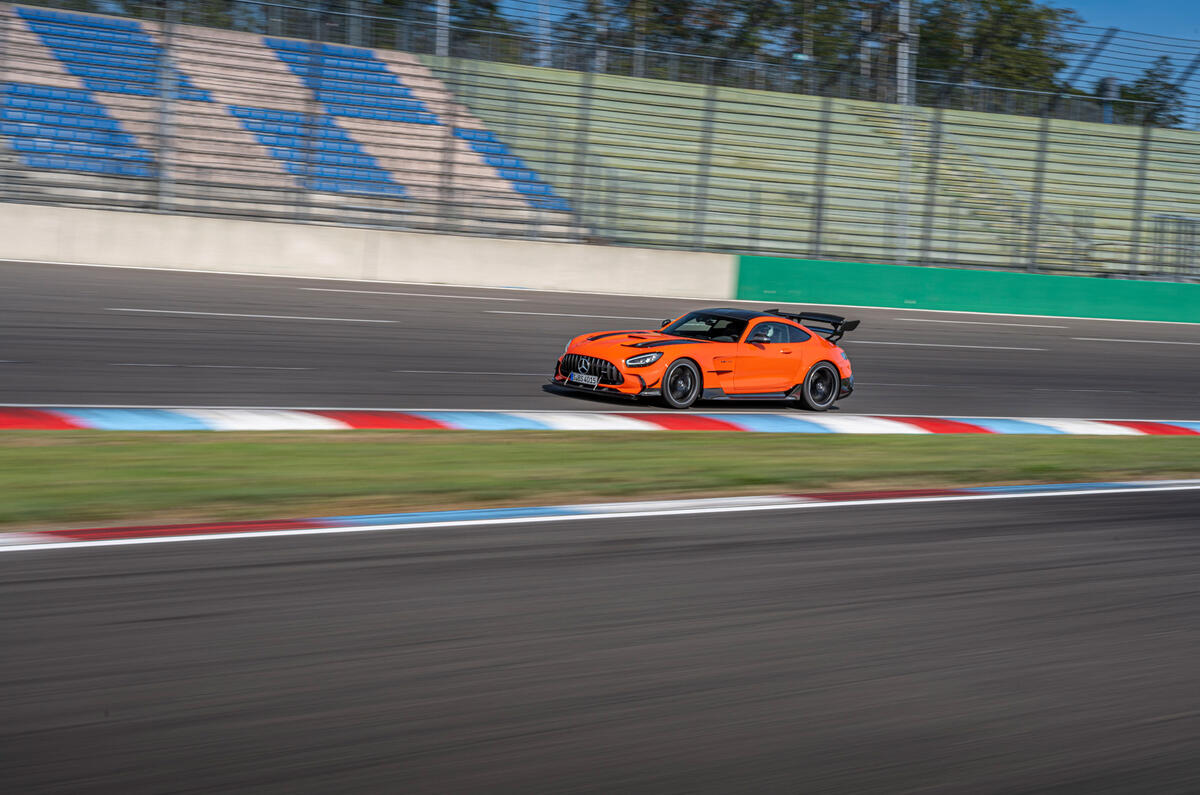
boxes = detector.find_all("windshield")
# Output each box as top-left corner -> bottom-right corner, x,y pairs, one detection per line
664,312 -> 748,342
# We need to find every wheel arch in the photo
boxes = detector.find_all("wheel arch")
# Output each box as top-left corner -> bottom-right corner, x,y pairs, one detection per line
671,355 -> 706,386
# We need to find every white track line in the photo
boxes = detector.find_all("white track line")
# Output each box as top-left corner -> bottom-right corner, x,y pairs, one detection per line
393,370 -> 546,376
1073,337 -> 1200,346
112,363 -> 312,371
896,318 -> 1067,329
20,259 -> 1200,326
299,288 -> 523,301
486,310 -> 662,320
850,340 -> 1047,351
4,484 -> 1199,553
108,308 -> 394,323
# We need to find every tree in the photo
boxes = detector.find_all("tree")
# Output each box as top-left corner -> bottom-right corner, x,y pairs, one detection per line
917,0 -> 1080,92
1117,55 -> 1185,127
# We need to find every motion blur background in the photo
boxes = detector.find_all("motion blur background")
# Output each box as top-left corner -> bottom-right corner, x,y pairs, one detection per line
3,2 -> 1200,792
1,0 -> 1198,279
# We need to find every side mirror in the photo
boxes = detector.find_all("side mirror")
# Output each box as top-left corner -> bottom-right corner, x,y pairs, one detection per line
660,319 -> 671,328
748,333 -> 770,344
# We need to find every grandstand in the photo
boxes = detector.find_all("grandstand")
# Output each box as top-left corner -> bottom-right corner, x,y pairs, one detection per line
0,3 -> 574,234
0,2 -> 1197,277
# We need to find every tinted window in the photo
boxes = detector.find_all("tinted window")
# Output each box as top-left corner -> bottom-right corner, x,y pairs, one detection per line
665,312 -> 748,342
786,324 -> 812,343
748,322 -> 792,344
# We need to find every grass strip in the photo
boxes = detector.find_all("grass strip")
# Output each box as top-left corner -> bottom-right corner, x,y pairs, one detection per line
1,431 -> 1197,530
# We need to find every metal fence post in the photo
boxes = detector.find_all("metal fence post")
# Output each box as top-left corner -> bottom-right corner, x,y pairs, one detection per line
896,0 -> 912,107
347,0 -> 363,46
302,5 -> 325,222
435,0 -> 449,57
1024,108 -> 1053,273
809,96 -> 833,259
0,5 -> 11,205
896,103 -> 915,264
918,107 -> 944,265
690,73 -> 717,250
1127,124 -> 1154,276
748,186 -> 761,253
571,65 -> 595,243
155,0 -> 180,212
437,60 -> 461,233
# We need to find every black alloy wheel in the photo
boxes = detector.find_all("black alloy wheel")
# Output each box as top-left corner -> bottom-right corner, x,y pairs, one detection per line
799,361 -> 839,411
660,359 -> 701,409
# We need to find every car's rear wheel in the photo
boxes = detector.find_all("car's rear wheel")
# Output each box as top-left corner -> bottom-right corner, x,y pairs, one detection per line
798,361 -> 839,411
660,359 -> 701,409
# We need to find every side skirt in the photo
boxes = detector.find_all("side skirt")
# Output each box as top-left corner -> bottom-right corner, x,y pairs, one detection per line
702,388 -> 796,401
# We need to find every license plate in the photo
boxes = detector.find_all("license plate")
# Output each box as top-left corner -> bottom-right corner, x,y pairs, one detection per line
569,371 -> 601,387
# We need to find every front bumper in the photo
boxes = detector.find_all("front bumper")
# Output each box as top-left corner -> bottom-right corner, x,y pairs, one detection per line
549,377 -> 660,400
553,355 -> 665,398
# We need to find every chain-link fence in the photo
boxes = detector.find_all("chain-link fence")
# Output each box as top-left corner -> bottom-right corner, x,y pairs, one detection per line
1,0 -> 1198,281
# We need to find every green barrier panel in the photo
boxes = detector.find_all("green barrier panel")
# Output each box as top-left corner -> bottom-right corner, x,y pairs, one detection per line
737,256 -> 1200,323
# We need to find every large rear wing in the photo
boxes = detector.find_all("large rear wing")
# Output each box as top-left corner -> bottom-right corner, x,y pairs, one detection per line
766,309 -> 860,343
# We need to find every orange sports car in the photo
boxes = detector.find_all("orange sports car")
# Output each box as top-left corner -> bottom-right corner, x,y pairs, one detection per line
552,307 -> 859,410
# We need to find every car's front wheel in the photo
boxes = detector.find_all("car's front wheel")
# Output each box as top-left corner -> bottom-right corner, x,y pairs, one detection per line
660,359 -> 701,409
798,361 -> 839,411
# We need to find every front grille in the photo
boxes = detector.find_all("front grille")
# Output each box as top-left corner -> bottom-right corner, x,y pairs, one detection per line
560,353 -> 623,385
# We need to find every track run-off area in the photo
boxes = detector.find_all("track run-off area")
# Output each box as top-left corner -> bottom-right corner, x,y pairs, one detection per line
3,260 -> 1200,419
4,489 -> 1200,792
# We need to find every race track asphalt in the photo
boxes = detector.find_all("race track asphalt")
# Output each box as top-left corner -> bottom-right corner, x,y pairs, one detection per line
4,491 -> 1200,793
3,260 -> 1199,418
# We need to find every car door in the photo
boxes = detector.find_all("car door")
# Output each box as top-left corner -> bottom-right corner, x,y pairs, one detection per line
733,321 -> 802,393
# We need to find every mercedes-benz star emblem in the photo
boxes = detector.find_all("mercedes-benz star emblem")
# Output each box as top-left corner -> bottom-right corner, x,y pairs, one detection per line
579,359 -> 590,374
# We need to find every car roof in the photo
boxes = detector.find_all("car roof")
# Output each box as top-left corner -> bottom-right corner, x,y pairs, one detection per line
694,307 -> 775,322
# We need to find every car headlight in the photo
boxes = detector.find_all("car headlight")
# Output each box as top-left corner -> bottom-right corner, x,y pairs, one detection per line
564,339 -> 572,353
624,351 -> 663,367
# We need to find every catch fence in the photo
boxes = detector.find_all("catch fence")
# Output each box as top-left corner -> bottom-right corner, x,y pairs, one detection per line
0,0 -> 1198,281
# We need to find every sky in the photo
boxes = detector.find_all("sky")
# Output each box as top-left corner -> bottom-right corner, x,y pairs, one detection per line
1057,0 -> 1200,41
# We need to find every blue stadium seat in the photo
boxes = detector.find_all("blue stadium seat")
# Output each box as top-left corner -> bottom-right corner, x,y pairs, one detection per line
323,105 -> 438,124
20,8 -> 211,101
311,81 -> 416,99
314,91 -> 426,111
0,81 -> 154,178
264,36 -> 440,126
22,153 -> 152,177
27,20 -> 151,45
1,107 -> 123,130
498,167 -> 540,183
453,128 -> 499,143
227,103 -> 406,197
273,51 -> 388,75
11,138 -> 151,161
39,35 -> 157,59
483,154 -> 523,169
18,6 -> 141,31
454,128 -> 571,212
4,96 -> 107,116
263,38 -> 374,61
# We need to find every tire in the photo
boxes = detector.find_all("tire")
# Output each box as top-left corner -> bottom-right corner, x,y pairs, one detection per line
797,361 -> 840,411
660,359 -> 702,409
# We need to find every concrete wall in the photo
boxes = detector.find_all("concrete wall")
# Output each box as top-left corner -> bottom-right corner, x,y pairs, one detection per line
0,204 -> 737,298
